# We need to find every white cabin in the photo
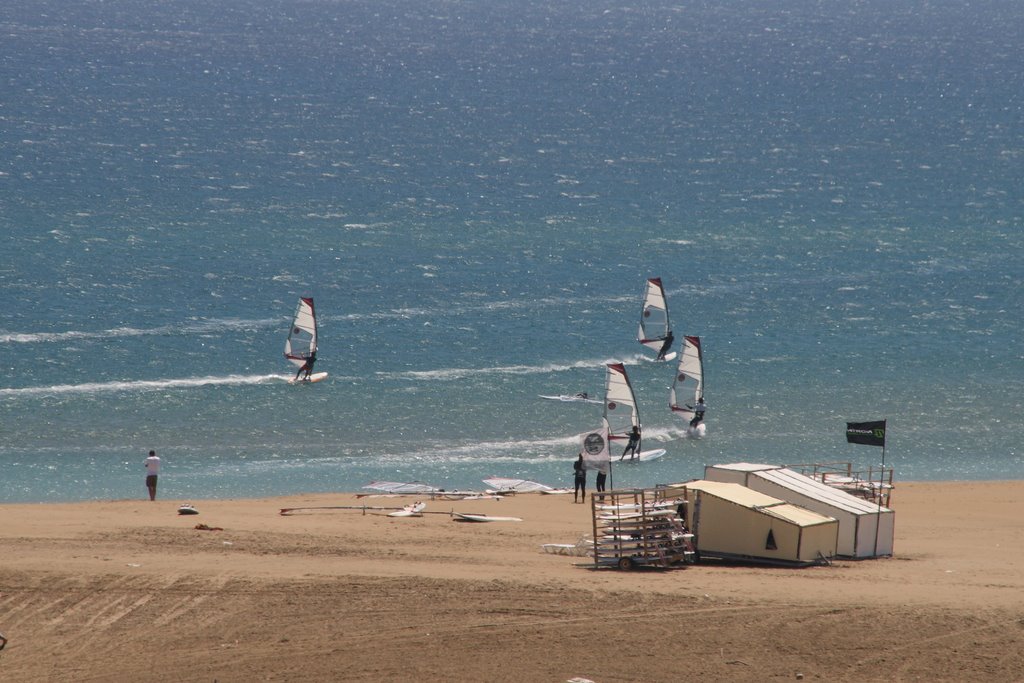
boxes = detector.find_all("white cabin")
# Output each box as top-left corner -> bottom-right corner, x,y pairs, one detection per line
678,480 -> 838,566
703,463 -> 895,559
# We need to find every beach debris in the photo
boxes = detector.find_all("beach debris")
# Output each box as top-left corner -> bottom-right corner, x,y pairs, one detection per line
542,535 -> 594,556
194,523 -> 223,531
178,503 -> 199,515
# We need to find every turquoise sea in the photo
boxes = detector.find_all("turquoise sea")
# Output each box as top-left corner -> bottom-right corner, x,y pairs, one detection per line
1,0 -> 1021,503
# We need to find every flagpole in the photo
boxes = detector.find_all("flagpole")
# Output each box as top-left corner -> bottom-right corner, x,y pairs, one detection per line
846,419 -> 888,557
873,420 -> 887,556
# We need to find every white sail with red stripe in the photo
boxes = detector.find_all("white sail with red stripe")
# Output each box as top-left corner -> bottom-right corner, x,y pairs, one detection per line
670,335 -> 706,435
284,297 -> 318,368
603,362 -> 639,446
637,277 -> 675,361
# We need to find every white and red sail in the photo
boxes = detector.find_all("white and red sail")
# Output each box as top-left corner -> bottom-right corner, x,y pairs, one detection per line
284,297 -> 318,368
670,335 -> 704,424
637,277 -> 674,359
603,362 -> 640,446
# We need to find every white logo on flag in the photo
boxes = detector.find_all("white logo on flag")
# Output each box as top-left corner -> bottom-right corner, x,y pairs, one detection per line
579,423 -> 610,474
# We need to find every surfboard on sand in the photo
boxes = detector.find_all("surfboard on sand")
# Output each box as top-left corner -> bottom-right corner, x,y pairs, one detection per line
452,513 -> 522,523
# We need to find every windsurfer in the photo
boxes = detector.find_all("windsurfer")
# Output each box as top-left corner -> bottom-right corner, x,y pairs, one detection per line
620,425 -> 641,460
686,397 -> 706,428
656,331 -> 675,360
295,351 -> 317,381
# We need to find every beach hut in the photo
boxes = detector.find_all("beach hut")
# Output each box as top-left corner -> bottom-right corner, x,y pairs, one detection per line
682,480 -> 838,566
703,463 -> 895,559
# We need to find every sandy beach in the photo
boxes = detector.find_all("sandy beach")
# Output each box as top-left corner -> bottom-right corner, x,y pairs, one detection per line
2,481 -> 1024,682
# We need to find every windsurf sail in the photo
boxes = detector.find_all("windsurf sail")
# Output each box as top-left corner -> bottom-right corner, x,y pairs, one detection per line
670,335 -> 704,423
284,297 -> 317,368
637,277 -> 674,359
481,478 -> 554,494
603,362 -> 640,447
361,481 -> 441,495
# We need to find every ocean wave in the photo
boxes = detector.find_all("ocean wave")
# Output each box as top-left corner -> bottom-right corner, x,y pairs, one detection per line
0,318 -> 281,344
0,374 -> 285,397
380,357 -> 632,381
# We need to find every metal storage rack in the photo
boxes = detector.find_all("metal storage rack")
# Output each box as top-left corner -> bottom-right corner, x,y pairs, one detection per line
591,487 -> 694,570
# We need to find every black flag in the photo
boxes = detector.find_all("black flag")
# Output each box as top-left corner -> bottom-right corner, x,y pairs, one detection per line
846,420 -> 886,447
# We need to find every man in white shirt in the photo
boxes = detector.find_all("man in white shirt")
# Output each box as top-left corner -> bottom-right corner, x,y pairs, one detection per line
144,450 -> 161,501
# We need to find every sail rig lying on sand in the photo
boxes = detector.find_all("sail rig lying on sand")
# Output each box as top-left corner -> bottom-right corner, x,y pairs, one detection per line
481,477 -> 555,494
357,481 -> 501,500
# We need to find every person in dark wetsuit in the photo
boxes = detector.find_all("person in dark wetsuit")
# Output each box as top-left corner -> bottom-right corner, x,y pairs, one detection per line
620,425 -> 641,460
686,397 -> 706,428
656,331 -> 675,360
573,453 -> 587,503
295,351 -> 317,381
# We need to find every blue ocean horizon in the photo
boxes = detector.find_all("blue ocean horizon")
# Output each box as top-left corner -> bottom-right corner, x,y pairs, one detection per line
2,0 -> 1021,503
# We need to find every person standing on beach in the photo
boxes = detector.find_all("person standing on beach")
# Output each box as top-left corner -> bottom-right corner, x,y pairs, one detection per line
595,469 -> 607,494
573,453 -> 586,503
144,450 -> 161,501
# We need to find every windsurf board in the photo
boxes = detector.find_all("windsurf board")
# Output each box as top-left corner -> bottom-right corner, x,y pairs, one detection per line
452,513 -> 522,523
618,448 -> 666,463
289,371 -> 328,384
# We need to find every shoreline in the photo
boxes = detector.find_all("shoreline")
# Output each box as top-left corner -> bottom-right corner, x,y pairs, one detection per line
3,480 -> 1024,681
4,476 -> 1022,507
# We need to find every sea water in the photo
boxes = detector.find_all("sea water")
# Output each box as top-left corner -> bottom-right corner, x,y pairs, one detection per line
1,0 -> 1021,502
